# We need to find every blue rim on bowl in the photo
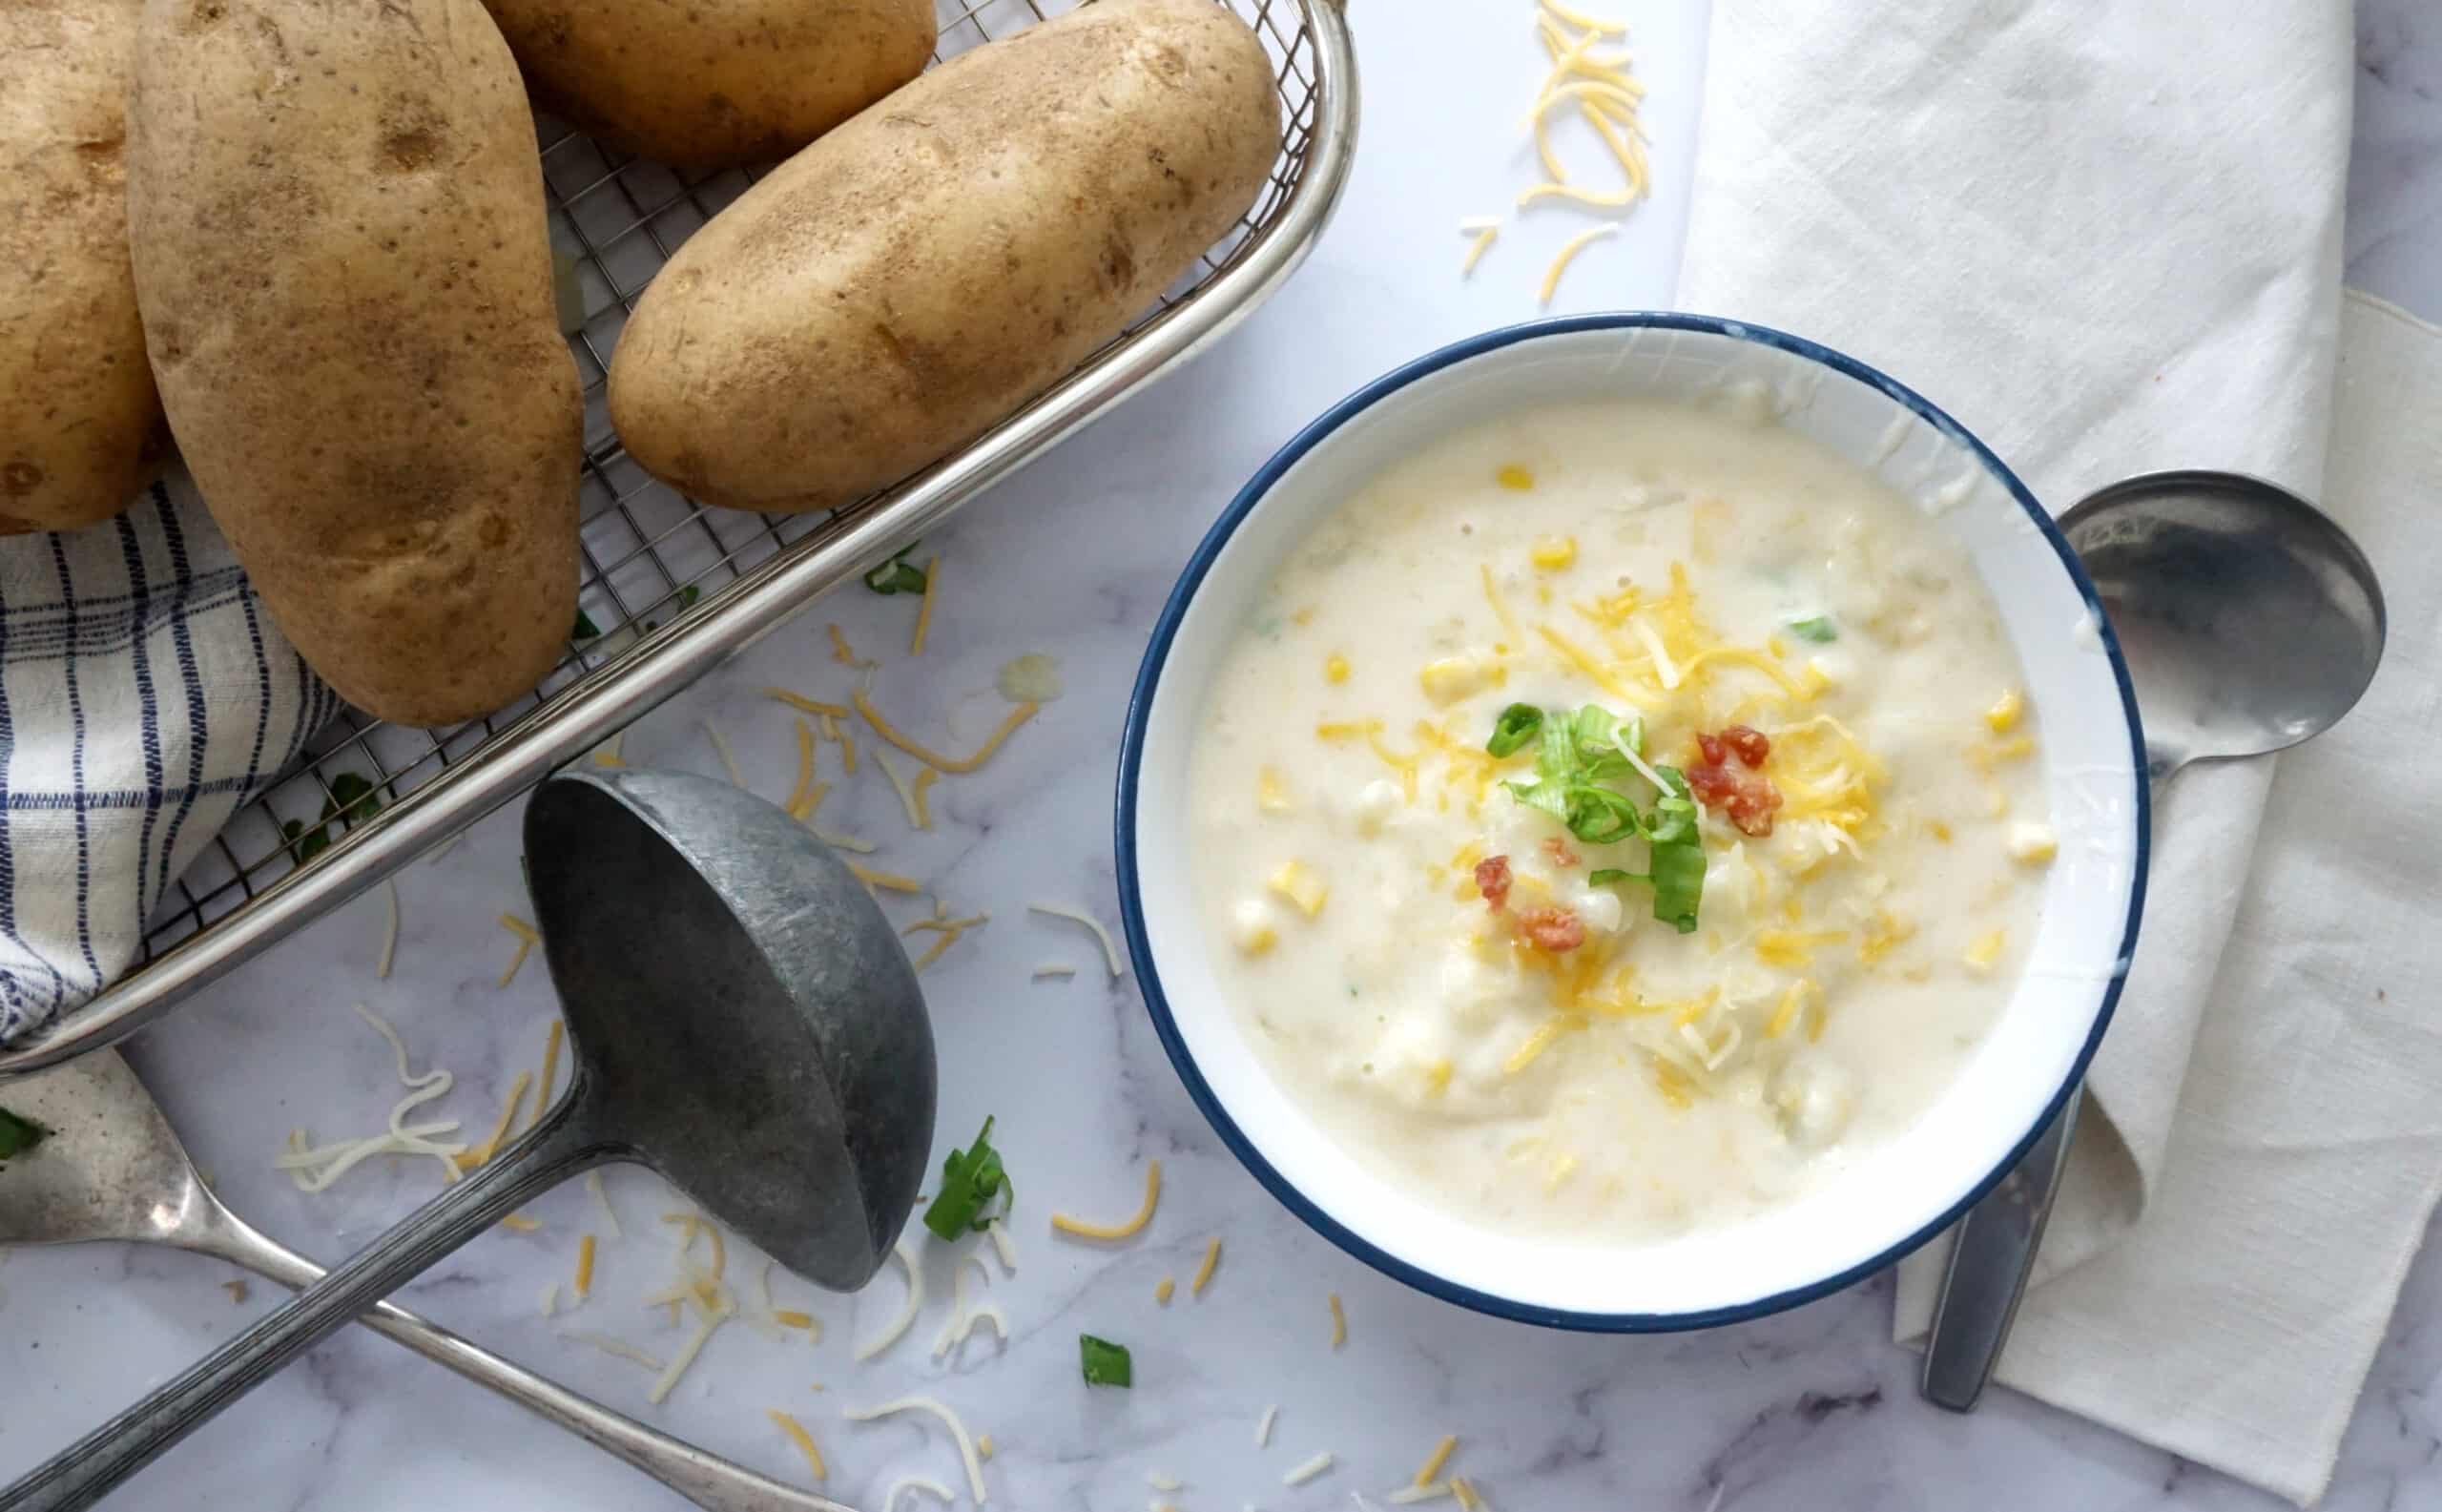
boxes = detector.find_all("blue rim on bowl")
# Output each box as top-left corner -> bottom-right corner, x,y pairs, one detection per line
1115,311 -> 2150,1332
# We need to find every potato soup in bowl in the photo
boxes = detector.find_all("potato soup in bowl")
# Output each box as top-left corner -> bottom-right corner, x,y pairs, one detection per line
1120,316 -> 2145,1327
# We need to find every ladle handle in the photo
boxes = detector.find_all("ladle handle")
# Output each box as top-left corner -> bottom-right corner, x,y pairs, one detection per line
207,1219 -> 859,1512
6,1085 -> 607,1512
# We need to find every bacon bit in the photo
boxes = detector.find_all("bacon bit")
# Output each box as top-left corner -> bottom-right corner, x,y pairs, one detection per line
1518,905 -> 1585,952
1723,724 -> 1770,766
1542,835 -> 1581,867
1688,761 -> 1784,837
1473,855 -> 1514,909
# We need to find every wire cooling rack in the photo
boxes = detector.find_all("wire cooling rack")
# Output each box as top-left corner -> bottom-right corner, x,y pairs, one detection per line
0,0 -> 1356,1076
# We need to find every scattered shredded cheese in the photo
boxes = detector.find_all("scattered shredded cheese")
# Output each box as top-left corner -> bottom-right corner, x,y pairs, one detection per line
769,1408 -> 828,1482
701,718 -> 746,789
648,1297 -> 730,1405
452,1069 -> 533,1172
496,913 -> 540,988
501,1213 -> 541,1233
1537,220 -> 1618,308
1050,1160 -> 1162,1239
539,1281 -> 560,1317
1256,1405 -> 1278,1447
1285,1452 -> 1335,1487
574,1233 -> 597,1300
987,1222 -> 1019,1274
905,911 -> 988,971
560,1330 -> 663,1372
587,1170 -> 623,1238
1154,1276 -> 1177,1305
1031,963 -> 1080,981
854,1240 -> 925,1361
828,623 -> 869,668
1542,0 -> 1624,34
848,862 -> 924,894
910,556 -> 942,657
374,878 -> 400,980
882,1476 -> 955,1512
1414,1435 -> 1459,1487
845,1396 -> 989,1503
1328,1292 -> 1348,1349
528,1018 -> 565,1130
1190,1237 -> 1222,1296
1391,1484 -> 1456,1505
1451,1476 -> 1487,1510
1027,902 -> 1125,980
912,766 -> 939,828
767,687 -> 852,720
854,689 -> 1040,775
876,749 -> 928,832
1459,219 -> 1500,275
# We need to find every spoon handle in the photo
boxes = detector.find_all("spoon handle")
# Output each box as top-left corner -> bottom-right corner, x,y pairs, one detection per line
203,1216 -> 857,1512
1920,1086 -> 2082,1410
6,1087 -> 604,1512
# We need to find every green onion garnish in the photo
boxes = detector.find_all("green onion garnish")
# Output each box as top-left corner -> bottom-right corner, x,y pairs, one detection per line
0,1106 -> 49,1162
571,609 -> 602,640
1485,703 -> 1542,757
921,1117 -> 1009,1241
1488,702 -> 1705,930
1079,1334 -> 1132,1387
1785,614 -> 1836,644
862,545 -> 927,595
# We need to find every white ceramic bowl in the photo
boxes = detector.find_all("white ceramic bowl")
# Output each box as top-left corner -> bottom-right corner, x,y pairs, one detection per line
1117,315 -> 2148,1329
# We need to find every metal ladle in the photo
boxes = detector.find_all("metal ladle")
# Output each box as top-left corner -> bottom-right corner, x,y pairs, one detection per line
1921,469 -> 2388,1411
9,767 -> 938,1511
0,1050 -> 855,1512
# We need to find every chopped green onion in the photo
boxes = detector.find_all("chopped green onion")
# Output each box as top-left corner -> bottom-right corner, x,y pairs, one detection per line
1586,867 -> 1647,887
1645,765 -> 1705,933
0,1106 -> 48,1162
862,545 -> 927,595
1079,1334 -> 1132,1388
571,610 -> 602,640
1785,614 -> 1836,644
921,1117 -> 1008,1240
677,585 -> 701,609
1486,703 -> 1543,758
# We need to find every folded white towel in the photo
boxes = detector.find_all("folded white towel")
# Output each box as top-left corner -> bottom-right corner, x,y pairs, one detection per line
0,471 -> 331,1044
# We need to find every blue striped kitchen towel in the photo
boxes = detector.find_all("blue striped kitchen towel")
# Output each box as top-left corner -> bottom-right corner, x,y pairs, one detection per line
0,471 -> 335,1045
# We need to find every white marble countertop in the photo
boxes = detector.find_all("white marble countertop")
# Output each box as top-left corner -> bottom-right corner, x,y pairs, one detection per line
7,3 -> 2438,1509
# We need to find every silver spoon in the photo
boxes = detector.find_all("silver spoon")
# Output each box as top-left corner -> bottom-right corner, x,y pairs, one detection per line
9,767 -> 938,1510
1921,468 -> 2387,1411
0,1048 -> 854,1512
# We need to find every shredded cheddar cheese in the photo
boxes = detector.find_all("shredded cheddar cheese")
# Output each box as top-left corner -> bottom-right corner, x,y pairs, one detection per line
910,555 -> 942,657
495,913 -> 540,988
875,750 -> 926,831
911,766 -> 939,829
765,686 -> 851,720
574,1233 -> 597,1300
854,688 -> 1039,775
1415,1435 -> 1459,1487
1051,1160 -> 1162,1239
1191,1236 -> 1222,1295
1328,1292 -> 1348,1349
768,1409 -> 827,1482
1460,220 -> 1500,275
1155,1275 -> 1176,1304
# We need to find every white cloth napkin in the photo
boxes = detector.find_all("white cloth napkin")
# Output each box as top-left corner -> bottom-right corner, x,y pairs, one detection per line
1676,3 -> 2442,1502
0,472 -> 330,1044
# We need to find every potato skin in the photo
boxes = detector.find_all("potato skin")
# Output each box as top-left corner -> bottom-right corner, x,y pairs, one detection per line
0,0 -> 165,536
608,0 -> 1279,514
480,0 -> 936,172
126,0 -> 581,728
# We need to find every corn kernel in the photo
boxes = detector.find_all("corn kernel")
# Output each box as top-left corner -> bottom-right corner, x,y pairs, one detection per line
1986,689 -> 2024,734
1418,656 -> 1487,706
2006,821 -> 2059,864
1324,652 -> 1350,684
1256,766 -> 1292,814
1964,928 -> 2006,973
1423,1060 -> 1453,1095
1528,535 -> 1578,570
1495,464 -> 1535,491
1267,860 -> 1328,917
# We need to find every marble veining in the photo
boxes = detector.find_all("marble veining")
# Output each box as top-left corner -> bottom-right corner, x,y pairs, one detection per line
4,2 -> 2438,1508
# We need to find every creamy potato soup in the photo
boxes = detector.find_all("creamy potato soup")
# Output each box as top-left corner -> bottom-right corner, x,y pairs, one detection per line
1187,397 -> 2056,1243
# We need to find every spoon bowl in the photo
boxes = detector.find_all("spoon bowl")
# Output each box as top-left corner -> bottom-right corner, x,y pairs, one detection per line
527,771 -> 935,1288
10,767 -> 936,1511
2062,469 -> 2387,777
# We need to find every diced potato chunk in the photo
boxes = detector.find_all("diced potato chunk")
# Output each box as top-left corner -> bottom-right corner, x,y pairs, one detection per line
1351,778 -> 1401,837
1256,766 -> 1292,814
1231,898 -> 1277,956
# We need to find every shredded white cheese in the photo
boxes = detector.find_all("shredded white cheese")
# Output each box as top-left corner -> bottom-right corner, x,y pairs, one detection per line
875,749 -> 927,831
853,1240 -> 925,1362
1284,1452 -> 1335,1486
1031,962 -> 1080,981
986,1222 -> 1019,1274
559,1329 -> 664,1372
374,878 -> 400,980
276,1006 -> 466,1191
846,1396 -> 989,1503
648,1298 -> 730,1405
586,1169 -> 623,1239
539,1282 -> 560,1317
882,1476 -> 956,1512
702,719 -> 746,789
1027,903 -> 1125,980
1389,1485 -> 1455,1505
1256,1405 -> 1278,1447
810,825 -> 880,855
